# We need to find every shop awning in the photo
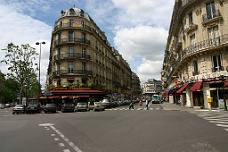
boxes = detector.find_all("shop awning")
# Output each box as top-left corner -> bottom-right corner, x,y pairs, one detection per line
48,96 -> 60,99
190,81 -> 202,92
176,83 -> 189,94
73,95 -> 90,98
224,77 -> 228,87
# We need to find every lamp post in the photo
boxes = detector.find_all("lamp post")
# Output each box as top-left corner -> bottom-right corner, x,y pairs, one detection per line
36,41 -> 45,105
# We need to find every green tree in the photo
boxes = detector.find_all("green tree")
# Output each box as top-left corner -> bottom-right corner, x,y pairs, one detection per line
0,70 -> 6,103
1,43 -> 39,104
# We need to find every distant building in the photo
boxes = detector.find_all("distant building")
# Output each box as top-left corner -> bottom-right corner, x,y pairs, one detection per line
161,0 -> 228,108
142,79 -> 162,101
131,72 -> 141,100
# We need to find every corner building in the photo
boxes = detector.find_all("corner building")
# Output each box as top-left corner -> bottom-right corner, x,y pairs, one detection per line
46,7 -> 132,104
162,0 -> 228,109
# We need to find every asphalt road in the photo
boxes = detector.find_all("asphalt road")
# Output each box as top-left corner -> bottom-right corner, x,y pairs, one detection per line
1,104 -> 228,152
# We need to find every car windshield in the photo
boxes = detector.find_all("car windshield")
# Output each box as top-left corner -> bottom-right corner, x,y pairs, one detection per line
15,105 -> 23,107
46,104 -> 55,107
77,102 -> 86,105
95,102 -> 102,105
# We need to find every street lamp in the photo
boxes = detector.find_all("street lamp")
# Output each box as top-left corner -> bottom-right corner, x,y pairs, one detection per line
36,41 -> 45,104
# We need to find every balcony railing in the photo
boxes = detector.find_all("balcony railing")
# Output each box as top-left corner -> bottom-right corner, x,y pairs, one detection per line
53,70 -> 92,76
54,53 -> 90,60
54,38 -> 90,46
166,34 -> 228,81
212,66 -> 224,72
182,34 -> 228,59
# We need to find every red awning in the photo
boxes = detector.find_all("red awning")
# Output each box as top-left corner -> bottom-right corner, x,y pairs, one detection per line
73,95 -> 90,98
224,77 -> 228,87
190,81 -> 202,92
48,96 -> 60,99
176,83 -> 189,94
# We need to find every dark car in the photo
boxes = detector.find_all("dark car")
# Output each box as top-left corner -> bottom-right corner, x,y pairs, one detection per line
12,105 -> 25,114
26,104 -> 41,114
75,102 -> 88,112
61,103 -> 75,112
44,103 -> 57,113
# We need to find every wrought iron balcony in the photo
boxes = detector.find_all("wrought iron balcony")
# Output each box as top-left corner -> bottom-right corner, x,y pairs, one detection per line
52,70 -> 92,76
212,66 -> 224,72
54,38 -> 90,46
54,53 -> 90,60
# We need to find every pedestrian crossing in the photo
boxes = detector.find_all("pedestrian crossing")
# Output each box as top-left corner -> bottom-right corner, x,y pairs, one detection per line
189,111 -> 228,133
105,107 -> 161,111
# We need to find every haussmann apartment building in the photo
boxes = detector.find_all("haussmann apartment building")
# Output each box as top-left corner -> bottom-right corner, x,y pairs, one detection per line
161,0 -> 228,109
44,6 -> 137,105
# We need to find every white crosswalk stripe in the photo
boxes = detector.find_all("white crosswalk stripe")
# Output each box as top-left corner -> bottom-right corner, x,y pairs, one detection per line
189,111 -> 228,132
105,107 -> 161,111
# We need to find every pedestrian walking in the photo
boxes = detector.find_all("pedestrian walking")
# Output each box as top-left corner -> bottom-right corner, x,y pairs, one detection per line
139,100 -> 142,106
145,98 -> 149,110
129,101 -> 134,109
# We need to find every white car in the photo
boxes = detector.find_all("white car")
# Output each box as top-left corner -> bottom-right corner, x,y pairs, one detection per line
93,102 -> 105,111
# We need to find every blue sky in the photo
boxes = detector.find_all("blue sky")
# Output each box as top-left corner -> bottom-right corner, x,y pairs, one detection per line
0,0 -> 175,88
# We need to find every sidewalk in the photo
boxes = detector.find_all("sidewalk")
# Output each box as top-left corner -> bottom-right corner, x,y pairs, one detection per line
160,102 -> 191,111
160,102 -> 224,112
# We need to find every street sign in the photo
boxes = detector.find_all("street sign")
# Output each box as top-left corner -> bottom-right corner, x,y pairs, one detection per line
17,93 -> 20,97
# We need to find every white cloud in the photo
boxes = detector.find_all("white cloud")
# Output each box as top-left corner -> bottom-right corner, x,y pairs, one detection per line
0,3 -> 52,89
114,25 -> 167,83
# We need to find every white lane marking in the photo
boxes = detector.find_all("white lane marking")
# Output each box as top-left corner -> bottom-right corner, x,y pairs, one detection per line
63,149 -> 71,152
51,134 -> 56,136
209,121 -> 228,124
50,125 -> 83,152
58,143 -> 65,147
39,123 -> 54,127
216,124 -> 228,127
54,138 -> 59,141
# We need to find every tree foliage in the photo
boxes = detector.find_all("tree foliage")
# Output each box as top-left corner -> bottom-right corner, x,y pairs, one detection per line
1,43 -> 39,103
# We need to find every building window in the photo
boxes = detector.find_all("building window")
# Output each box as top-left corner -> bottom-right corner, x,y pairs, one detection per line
69,9 -> 75,15
69,19 -> 73,27
68,31 -> 74,42
57,48 -> 61,58
188,11 -> 193,25
80,10 -> 84,17
208,25 -> 219,46
206,1 -> 216,20
212,55 -> 222,72
82,33 -> 86,42
82,62 -> 86,72
68,62 -> 74,73
60,21 -> 63,28
82,47 -> 86,58
81,21 -> 85,28
193,60 -> 198,76
68,47 -> 74,57
190,34 -> 195,47
57,64 -> 60,72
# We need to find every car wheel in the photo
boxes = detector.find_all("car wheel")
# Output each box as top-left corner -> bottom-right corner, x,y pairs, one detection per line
12,112 -> 15,114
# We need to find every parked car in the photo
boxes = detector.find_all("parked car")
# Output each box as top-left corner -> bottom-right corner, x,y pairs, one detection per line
75,102 -> 88,112
61,103 -> 75,112
26,104 -> 41,114
12,105 -> 26,114
101,98 -> 112,108
88,102 -> 94,111
93,102 -> 105,111
0,103 -> 5,109
44,103 -> 57,113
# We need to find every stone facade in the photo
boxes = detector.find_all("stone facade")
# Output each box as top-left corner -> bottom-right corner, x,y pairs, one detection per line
162,0 -> 228,109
